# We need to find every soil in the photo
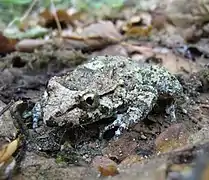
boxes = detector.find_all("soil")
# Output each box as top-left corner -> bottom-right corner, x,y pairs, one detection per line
2,8 -> 209,180
1,42 -> 209,179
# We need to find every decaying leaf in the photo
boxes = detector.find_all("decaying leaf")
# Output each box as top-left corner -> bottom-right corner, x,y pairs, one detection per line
164,0 -> 209,28
92,156 -> 119,177
3,26 -> 48,39
122,13 -> 153,37
0,138 -> 19,163
39,8 -> 83,28
122,42 -> 154,57
92,44 -> 128,57
124,25 -> 152,37
61,21 -> 123,51
0,32 -> 17,54
98,164 -> 119,177
16,39 -> 52,52
0,138 -> 19,180
202,161 -> 209,180
155,124 -> 189,153
120,155 -> 142,167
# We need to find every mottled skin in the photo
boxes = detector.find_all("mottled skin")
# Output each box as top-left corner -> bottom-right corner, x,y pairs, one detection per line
40,56 -> 185,139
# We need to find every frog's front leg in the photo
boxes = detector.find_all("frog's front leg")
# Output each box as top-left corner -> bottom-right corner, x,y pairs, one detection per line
32,102 -> 42,129
100,85 -> 158,139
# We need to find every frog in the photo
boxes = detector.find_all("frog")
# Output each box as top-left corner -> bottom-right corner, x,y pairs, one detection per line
38,55 -> 185,139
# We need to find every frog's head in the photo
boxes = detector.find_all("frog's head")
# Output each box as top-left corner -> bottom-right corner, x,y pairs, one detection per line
78,92 -> 100,111
75,91 -> 116,125
43,89 -> 115,127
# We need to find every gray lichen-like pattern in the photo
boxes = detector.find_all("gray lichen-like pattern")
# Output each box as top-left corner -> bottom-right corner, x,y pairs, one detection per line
40,55 -> 185,139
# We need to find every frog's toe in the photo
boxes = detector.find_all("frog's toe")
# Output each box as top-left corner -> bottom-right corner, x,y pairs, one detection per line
115,123 -> 127,135
32,102 -> 42,129
99,121 -> 128,140
113,123 -> 127,139
165,104 -> 176,122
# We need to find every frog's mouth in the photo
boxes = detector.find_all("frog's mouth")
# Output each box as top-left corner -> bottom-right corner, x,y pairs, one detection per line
79,112 -> 117,127
76,112 -> 119,140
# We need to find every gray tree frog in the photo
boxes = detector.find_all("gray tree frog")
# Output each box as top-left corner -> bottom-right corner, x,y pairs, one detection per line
38,56 -> 185,139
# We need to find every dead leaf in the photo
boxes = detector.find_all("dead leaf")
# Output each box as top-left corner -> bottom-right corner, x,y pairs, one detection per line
39,8 -> 83,28
124,25 -> 152,37
151,11 -> 168,30
122,43 -> 154,57
181,25 -> 202,43
123,43 -> 200,74
202,161 -> 209,180
98,164 -> 119,177
16,39 -> 52,52
102,134 -> 138,162
155,123 -> 189,153
0,32 -> 17,54
92,44 -> 128,57
155,52 -> 200,74
0,138 -> 19,163
92,156 -> 119,177
4,26 -> 48,39
80,21 -> 122,40
164,0 -> 209,28
121,12 -> 153,37
120,155 -> 142,167
62,21 -> 123,51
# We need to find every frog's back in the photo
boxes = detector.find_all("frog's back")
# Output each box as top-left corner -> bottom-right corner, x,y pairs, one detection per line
54,55 -> 182,98
57,56 -> 141,92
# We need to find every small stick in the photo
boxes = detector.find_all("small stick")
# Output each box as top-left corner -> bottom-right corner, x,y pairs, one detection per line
0,100 -> 15,117
7,0 -> 38,28
20,0 -> 38,22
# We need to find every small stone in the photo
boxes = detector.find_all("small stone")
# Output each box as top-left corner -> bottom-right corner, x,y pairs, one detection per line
140,134 -> 147,140
91,156 -> 119,177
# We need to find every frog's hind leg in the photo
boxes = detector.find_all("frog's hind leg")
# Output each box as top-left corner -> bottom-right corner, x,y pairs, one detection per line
100,85 -> 158,139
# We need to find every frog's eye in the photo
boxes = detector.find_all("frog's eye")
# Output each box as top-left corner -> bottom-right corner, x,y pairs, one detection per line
80,92 -> 99,109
